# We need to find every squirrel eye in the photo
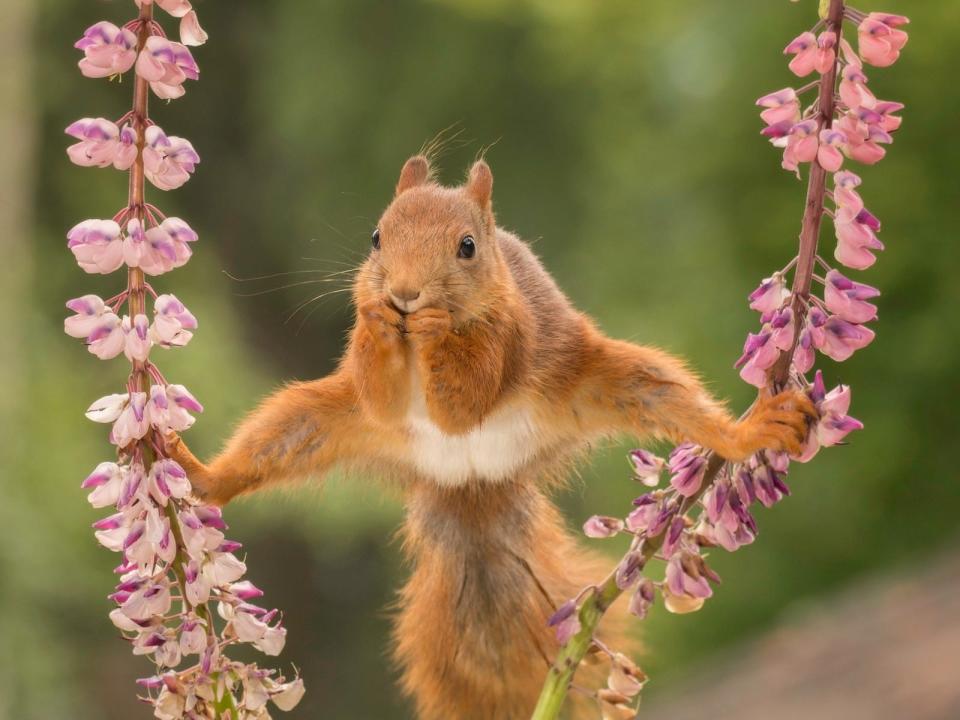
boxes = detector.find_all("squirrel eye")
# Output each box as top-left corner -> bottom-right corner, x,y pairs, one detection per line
371,228 -> 381,250
457,235 -> 476,259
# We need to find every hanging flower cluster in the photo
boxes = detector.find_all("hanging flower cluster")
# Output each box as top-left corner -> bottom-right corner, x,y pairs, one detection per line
65,3 -> 303,718
535,3 -> 905,719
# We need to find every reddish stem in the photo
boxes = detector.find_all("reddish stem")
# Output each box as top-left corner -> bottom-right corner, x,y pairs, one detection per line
770,0 -> 845,387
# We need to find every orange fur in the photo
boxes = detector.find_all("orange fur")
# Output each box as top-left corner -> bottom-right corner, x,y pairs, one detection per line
167,156 -> 814,718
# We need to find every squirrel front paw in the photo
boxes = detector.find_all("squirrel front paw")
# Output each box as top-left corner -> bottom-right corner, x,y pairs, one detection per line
729,390 -> 818,460
358,297 -> 405,348
405,307 -> 453,342
162,433 -> 221,506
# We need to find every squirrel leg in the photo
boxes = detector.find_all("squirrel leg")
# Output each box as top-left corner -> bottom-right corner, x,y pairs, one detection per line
164,372 -> 364,505
574,337 -> 817,461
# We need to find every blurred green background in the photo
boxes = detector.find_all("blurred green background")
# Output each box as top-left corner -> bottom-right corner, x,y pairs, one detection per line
1,0 -> 957,718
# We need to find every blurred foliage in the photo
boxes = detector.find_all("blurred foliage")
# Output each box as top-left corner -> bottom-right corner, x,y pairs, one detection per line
2,0 -> 957,718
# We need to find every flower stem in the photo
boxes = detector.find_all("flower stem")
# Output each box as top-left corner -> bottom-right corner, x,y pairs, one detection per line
770,0 -> 844,387
529,3 -> 846,717
128,2 -> 152,395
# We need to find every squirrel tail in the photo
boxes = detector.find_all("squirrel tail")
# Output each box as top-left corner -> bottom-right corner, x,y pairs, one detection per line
394,480 -> 629,720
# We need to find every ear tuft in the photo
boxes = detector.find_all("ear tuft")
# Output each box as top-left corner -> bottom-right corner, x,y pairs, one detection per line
465,160 -> 493,211
395,155 -> 431,196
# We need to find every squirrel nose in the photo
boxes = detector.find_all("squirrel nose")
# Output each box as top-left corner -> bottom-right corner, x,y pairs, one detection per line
389,286 -> 421,303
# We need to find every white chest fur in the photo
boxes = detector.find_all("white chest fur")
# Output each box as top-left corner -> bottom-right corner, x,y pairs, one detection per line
404,365 -> 541,486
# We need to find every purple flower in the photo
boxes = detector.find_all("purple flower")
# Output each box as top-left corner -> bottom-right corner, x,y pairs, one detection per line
547,600 -> 582,644
135,36 -> 199,100
583,515 -> 625,539
748,272 -> 790,314
67,219 -> 125,274
65,118 -> 137,170
628,449 -> 664,486
795,370 -> 864,462
735,330 -> 779,387
151,294 -> 198,347
143,126 -> 201,191
663,552 -> 719,614
668,443 -> 708,497
824,269 -> 879,324
819,315 -> 875,362
615,552 -> 646,590
75,21 -> 137,78
628,578 -> 655,619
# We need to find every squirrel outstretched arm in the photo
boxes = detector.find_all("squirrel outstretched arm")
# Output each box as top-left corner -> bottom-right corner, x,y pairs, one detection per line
166,155 -> 814,720
168,373 -> 363,505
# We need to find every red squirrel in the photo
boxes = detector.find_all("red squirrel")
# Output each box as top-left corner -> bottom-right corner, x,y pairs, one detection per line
166,156 -> 814,719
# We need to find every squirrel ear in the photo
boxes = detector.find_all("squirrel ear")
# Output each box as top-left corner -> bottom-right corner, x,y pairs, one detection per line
465,160 -> 493,211
395,155 -> 431,196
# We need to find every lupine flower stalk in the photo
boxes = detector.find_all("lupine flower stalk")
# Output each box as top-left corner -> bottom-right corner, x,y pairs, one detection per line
530,1 -> 905,717
65,3 -> 303,718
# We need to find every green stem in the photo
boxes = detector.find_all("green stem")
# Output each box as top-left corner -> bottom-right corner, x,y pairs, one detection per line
528,457 -> 722,720
530,3 -> 846,714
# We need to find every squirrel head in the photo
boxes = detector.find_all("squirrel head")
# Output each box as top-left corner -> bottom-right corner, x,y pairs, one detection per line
355,155 -> 507,319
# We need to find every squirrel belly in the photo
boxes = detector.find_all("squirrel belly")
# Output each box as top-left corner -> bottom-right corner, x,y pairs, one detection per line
396,479 -> 621,720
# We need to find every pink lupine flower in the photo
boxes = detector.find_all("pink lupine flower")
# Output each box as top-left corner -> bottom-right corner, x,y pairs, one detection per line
835,205 -> 884,270
65,294 -> 112,338
756,88 -> 800,127
629,449 -> 664,486
819,315 -> 875,362
626,493 -> 674,536
67,219 -> 125,274
700,479 -> 757,552
748,272 -> 789,314
548,600 -> 581,644
122,579 -> 173,621
817,127 -> 846,172
65,118 -> 138,170
123,314 -> 152,362
781,119 -> 819,174
792,307 -> 827,374
628,578 -> 655,619
82,462 -> 126,508
663,552 -> 718,614
179,11 -> 208,46
837,113 -> 889,165
839,63 -> 875,112
143,126 -> 200,190
86,311 -> 126,360
767,306 -> 796,352
179,617 -> 207,656
183,560 -> 213,605
74,21 -> 137,78
749,460 -> 791,508
135,36 -> 199,99
668,443 -> 707,497
784,30 -> 836,77
735,330 -> 779,387
870,101 -> 904,133
615,552 -> 645,591
149,459 -> 192,503
834,169 -> 865,212
148,383 -> 203,435
584,515 -> 625,538
151,294 -> 197,347
824,269 -> 880,323
123,217 -> 195,275
795,371 -> 863,462
85,392 -> 130,423
112,391 -> 151,447
858,13 -> 909,68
